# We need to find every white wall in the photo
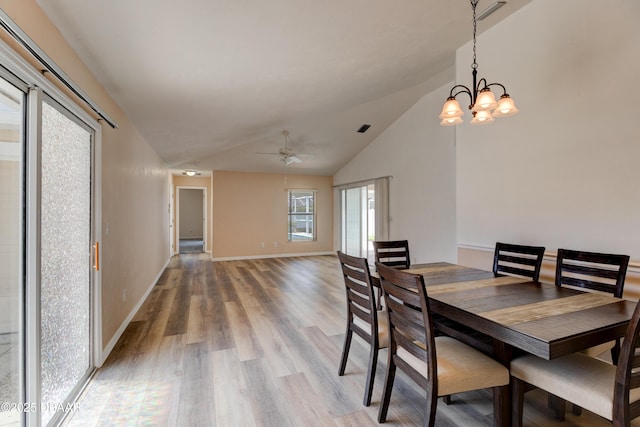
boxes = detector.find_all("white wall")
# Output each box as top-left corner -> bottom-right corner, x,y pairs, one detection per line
456,0 -> 640,261
334,72 -> 457,264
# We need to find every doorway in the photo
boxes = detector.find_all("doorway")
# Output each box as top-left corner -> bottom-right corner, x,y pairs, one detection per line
177,187 -> 206,254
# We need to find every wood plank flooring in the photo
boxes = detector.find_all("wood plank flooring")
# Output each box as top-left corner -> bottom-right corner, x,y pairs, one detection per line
64,254 -> 638,426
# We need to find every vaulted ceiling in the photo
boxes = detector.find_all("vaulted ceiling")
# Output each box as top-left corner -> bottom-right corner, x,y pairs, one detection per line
36,0 -> 529,175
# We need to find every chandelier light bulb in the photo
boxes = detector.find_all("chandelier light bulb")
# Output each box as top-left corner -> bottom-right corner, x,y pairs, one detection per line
439,98 -> 464,119
472,89 -> 498,112
492,94 -> 519,117
470,110 -> 495,125
440,116 -> 464,126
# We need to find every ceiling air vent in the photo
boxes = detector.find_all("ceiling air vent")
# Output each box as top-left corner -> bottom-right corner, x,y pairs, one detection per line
357,124 -> 371,133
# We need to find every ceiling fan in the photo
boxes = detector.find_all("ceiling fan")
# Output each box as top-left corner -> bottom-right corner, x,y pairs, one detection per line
258,130 -> 303,165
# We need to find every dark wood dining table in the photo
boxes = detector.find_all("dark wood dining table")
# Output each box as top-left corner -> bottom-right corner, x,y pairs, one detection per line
371,262 -> 636,426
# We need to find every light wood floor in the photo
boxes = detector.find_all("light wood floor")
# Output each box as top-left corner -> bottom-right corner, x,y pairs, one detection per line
64,254 -> 637,426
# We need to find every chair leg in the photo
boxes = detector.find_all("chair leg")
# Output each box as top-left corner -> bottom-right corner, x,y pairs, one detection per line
493,385 -> 509,427
512,377 -> 526,427
338,328 -> 353,376
425,385 -> 438,427
572,404 -> 583,416
547,393 -> 566,421
612,340 -> 621,365
377,357 -> 397,423
363,345 -> 378,406
442,395 -> 452,405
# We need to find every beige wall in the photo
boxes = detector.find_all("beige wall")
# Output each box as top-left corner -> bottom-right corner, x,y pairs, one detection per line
0,0 -> 170,352
212,171 -> 332,258
173,175 -> 212,253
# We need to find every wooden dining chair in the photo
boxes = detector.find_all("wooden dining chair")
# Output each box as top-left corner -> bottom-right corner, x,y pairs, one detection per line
437,242 -> 546,364
336,251 -> 389,406
375,262 -> 509,427
556,248 -> 630,365
372,240 -> 411,310
510,297 -> 640,427
493,242 -> 546,282
546,248 -> 630,420
373,240 -> 411,270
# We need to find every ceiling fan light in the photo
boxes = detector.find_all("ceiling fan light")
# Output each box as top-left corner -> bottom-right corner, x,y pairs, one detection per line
440,116 -> 463,126
492,94 -> 519,117
439,98 -> 464,119
470,110 -> 495,125
472,88 -> 498,112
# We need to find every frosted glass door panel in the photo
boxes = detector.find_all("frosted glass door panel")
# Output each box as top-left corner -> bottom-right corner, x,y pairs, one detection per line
0,76 -> 25,427
40,101 -> 92,426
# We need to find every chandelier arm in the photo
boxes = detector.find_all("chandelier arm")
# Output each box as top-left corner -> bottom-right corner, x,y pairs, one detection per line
475,77 -> 489,92
451,88 -> 474,108
485,82 -> 508,96
449,84 -> 472,98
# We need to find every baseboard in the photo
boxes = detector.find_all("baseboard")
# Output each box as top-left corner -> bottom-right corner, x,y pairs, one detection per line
211,251 -> 334,262
99,256 -> 171,366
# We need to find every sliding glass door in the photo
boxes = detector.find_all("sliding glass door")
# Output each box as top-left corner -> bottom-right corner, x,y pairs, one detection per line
338,177 -> 390,264
0,65 -> 98,426
341,184 -> 375,262
0,71 -> 26,427
39,98 -> 94,426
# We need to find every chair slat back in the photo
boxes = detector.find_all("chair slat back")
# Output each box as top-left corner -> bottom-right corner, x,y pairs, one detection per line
493,242 -> 545,282
555,249 -> 629,298
614,300 -> 640,424
338,251 -> 377,342
373,240 -> 411,270
376,262 -> 436,392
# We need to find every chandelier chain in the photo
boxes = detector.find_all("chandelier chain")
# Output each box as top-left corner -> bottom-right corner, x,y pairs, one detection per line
471,0 -> 478,70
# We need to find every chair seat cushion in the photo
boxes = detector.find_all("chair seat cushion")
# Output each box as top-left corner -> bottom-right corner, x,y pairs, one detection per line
397,336 -> 509,396
353,310 -> 389,348
511,352 -> 640,420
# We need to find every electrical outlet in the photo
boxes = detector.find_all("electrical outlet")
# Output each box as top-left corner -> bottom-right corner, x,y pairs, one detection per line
261,242 -> 265,248
274,241 -> 278,248
122,289 -> 127,302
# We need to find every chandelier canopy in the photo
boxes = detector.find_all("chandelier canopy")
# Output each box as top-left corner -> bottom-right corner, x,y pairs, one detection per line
439,0 -> 519,126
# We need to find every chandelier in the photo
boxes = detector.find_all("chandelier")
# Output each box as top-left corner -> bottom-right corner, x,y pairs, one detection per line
439,0 -> 518,126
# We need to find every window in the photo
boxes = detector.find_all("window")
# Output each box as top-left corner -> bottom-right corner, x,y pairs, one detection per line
288,190 -> 316,242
